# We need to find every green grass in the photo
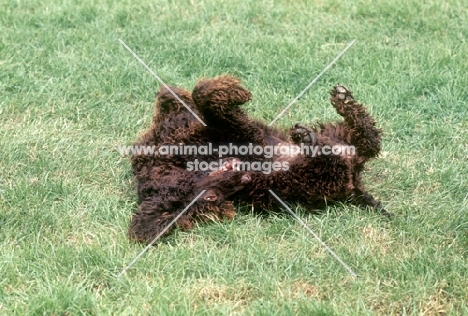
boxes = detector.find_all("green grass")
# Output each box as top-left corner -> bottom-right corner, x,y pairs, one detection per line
1,0 -> 468,314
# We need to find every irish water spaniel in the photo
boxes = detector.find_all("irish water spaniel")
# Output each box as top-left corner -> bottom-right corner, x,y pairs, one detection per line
129,76 -> 390,243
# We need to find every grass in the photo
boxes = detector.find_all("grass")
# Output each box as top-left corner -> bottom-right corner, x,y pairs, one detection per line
1,0 -> 467,314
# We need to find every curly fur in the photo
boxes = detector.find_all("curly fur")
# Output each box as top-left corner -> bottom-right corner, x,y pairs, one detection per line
128,75 -> 390,243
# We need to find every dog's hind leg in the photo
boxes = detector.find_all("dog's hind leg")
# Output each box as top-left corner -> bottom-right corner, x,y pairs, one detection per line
191,75 -> 267,144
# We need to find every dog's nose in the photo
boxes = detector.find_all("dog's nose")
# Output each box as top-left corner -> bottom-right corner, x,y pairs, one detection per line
241,173 -> 252,183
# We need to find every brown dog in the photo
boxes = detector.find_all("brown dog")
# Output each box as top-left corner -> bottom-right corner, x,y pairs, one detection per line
128,76 -> 389,243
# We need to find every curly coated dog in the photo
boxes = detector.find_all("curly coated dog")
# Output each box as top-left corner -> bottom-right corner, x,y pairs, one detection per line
129,76 -> 390,243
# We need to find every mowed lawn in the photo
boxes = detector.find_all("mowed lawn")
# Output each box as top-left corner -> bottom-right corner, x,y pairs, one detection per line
1,0 -> 467,315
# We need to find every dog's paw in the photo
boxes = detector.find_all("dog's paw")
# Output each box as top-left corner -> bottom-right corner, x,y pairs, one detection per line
330,84 -> 355,104
289,123 -> 317,145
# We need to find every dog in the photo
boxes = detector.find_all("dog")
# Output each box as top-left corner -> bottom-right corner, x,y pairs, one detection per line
128,76 -> 390,243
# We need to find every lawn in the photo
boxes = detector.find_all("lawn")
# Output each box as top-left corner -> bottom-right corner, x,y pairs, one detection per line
1,0 -> 467,314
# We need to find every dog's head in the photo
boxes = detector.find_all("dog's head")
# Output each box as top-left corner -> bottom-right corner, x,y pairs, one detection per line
195,169 -> 252,205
